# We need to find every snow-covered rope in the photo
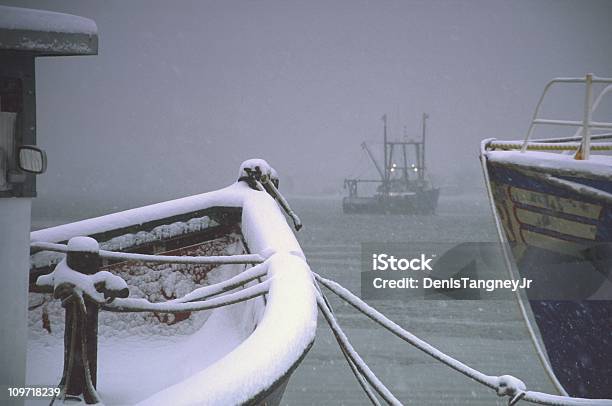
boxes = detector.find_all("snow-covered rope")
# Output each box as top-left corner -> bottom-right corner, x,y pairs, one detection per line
170,262 -> 269,303
103,280 -> 270,313
315,290 -> 402,405
260,178 -> 302,231
339,340 -> 382,406
98,249 -> 264,265
315,284 -> 382,406
315,274 -> 612,406
30,241 -> 265,265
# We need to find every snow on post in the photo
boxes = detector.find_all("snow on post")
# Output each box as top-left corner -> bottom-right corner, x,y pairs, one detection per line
35,236 -> 130,404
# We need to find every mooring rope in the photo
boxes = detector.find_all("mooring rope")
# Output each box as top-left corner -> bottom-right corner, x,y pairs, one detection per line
260,178 -> 303,231
316,290 -> 402,405
315,283 -> 382,406
315,273 -> 612,406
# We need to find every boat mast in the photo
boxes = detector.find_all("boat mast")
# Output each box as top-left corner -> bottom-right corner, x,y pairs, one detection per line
382,114 -> 389,193
402,126 -> 409,182
421,112 -> 428,182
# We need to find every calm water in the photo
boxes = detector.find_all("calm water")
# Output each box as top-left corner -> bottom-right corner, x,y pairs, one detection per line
31,192 -> 559,405
282,193 -> 558,405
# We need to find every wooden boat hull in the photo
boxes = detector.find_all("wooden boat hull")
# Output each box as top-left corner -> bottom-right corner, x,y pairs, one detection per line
483,152 -> 612,398
342,188 -> 439,214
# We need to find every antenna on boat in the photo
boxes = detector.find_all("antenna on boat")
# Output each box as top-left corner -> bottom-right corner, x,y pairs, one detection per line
382,114 -> 388,191
421,112 -> 429,182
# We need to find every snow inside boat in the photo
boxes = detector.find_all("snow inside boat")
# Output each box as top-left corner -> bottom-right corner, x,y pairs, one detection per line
27,159 -> 317,405
481,75 -> 612,399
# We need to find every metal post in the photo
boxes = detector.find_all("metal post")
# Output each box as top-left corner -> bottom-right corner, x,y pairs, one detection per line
421,113 -> 428,181
62,242 -> 101,404
382,114 -> 388,196
402,143 -> 408,181
577,74 -> 593,160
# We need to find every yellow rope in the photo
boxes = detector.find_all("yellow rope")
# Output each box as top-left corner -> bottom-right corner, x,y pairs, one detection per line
488,142 -> 612,151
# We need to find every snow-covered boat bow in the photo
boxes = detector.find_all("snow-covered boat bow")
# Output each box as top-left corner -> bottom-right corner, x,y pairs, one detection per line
28,159 -> 317,405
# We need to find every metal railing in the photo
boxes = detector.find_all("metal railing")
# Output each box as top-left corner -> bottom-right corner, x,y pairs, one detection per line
520,74 -> 612,160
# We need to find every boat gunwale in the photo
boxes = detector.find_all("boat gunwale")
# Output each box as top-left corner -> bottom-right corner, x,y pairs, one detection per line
483,139 -> 612,181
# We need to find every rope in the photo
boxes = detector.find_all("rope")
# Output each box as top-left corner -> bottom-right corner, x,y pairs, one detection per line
171,262 -> 268,303
260,178 -> 302,231
30,241 -> 265,265
314,274 -> 612,406
315,283 -> 381,406
487,141 -> 612,151
103,280 -> 270,313
315,290 -> 402,405
99,250 -> 264,265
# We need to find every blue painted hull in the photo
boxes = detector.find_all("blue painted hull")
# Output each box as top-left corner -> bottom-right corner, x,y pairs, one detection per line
485,157 -> 612,399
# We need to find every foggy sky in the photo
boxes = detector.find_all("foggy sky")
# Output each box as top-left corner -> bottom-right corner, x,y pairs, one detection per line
2,0 -> 612,213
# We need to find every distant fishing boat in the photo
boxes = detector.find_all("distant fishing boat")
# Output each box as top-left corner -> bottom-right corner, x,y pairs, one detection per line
28,159 -> 316,405
343,114 -> 439,214
481,74 -> 612,399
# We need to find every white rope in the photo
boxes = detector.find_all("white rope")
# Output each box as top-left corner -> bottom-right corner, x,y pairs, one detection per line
315,290 -> 402,405
258,178 -> 302,231
30,241 -> 265,265
315,284 -> 381,406
171,262 -> 269,303
99,249 -> 264,265
103,280 -> 269,313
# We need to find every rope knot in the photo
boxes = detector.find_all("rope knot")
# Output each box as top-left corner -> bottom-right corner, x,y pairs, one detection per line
496,375 -> 526,405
